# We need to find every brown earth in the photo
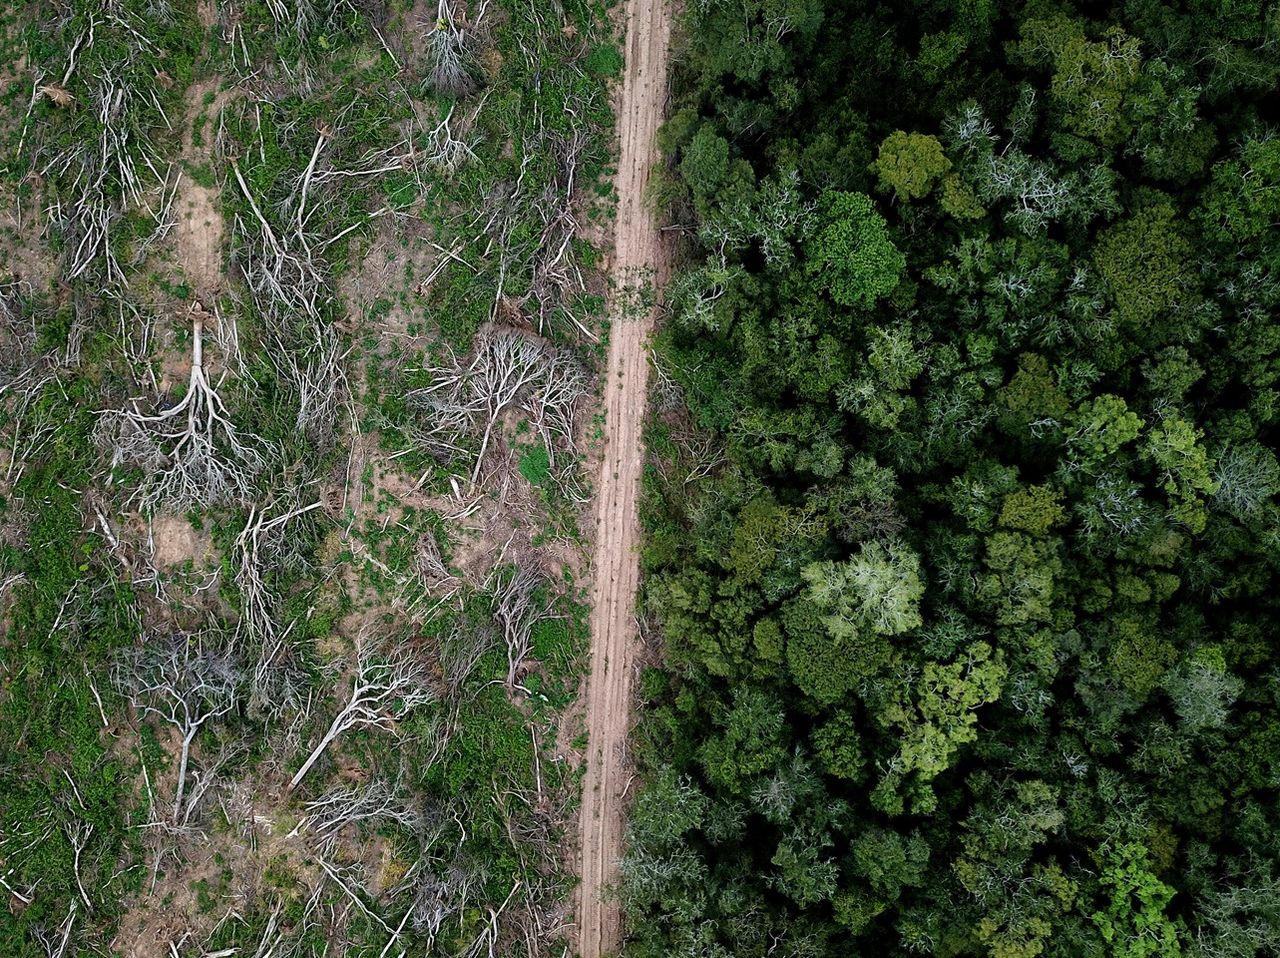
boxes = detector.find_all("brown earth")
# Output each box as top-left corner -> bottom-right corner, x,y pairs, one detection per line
173,80 -> 234,299
574,0 -> 672,953
150,513 -> 214,569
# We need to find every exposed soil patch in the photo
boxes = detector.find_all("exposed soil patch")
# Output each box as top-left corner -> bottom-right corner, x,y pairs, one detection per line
151,514 -> 214,570
173,80 -> 235,298
0,188 -> 55,291
337,215 -> 441,356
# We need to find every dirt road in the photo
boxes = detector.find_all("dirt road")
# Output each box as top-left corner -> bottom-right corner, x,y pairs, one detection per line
575,0 -> 672,953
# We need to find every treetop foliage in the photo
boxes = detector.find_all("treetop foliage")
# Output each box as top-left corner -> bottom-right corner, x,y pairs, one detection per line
627,0 -> 1280,955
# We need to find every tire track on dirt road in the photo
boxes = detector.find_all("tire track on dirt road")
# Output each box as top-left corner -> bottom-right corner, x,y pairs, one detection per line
575,0 -> 672,953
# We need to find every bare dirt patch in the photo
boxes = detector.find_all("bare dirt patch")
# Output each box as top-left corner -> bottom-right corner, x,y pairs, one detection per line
110,791 -> 326,958
0,188 -> 56,291
574,0 -> 673,953
173,177 -> 223,296
151,514 -> 213,569
173,80 -> 235,298
337,215 -> 441,353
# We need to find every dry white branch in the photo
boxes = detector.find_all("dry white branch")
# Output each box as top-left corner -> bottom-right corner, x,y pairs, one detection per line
30,900 -> 77,958
234,497 -> 323,644
490,565 -> 552,690
439,619 -> 496,697
288,635 -> 435,792
424,102 -> 478,173
410,329 -> 587,488
292,779 -> 420,847
427,0 -> 476,96
96,308 -> 269,510
111,635 -> 242,823
62,820 -> 94,912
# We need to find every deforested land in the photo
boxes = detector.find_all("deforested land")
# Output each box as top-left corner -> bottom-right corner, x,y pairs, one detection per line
0,1 -> 626,955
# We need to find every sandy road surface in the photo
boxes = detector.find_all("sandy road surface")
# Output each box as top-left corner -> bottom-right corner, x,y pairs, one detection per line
575,0 -> 672,954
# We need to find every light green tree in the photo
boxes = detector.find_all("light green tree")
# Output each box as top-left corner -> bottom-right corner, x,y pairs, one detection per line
1143,416 -> 1218,533
802,539 -> 924,638
1092,201 -> 1192,328
874,131 -> 951,201
1016,17 -> 1143,146
873,643 -> 1007,813
805,191 -> 905,308
1091,843 -> 1184,958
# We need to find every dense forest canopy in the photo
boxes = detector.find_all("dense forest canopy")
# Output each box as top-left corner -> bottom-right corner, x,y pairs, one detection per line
627,1 -> 1280,956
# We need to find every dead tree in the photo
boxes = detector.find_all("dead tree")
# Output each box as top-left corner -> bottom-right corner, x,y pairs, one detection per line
32,5 -> 180,287
0,808 -> 54,910
460,880 -> 521,958
288,635 -> 435,792
316,855 -> 393,936
648,352 -> 686,414
234,499 -> 323,644
112,635 -> 242,823
411,532 -> 453,594
263,0 -> 320,36
392,846 -> 487,954
293,779 -> 420,847
526,128 -> 590,333
2,366 -> 59,489
411,329 -> 587,487
229,134 -> 393,444
0,281 -> 40,392
521,348 -> 587,469
62,819 -> 94,912
248,903 -> 289,958
230,154 -> 331,325
490,565 -> 552,690
414,331 -> 547,482
29,901 -> 77,958
234,497 -> 324,719
428,0 -> 478,96
439,619 -> 496,697
0,286 -> 59,492
266,321 -> 352,445
178,735 -> 249,829
96,307 -> 269,510
230,128 -> 401,320
106,294 -> 156,379
423,102 -> 479,173
409,874 -> 455,951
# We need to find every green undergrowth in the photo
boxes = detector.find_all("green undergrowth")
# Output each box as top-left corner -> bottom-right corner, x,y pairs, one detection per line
0,372 -> 142,954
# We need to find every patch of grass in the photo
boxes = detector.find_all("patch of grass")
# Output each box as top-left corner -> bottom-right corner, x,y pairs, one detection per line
585,42 -> 624,78
518,444 -> 551,485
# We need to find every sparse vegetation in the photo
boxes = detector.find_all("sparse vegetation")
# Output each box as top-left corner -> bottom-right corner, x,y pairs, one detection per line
0,0 -> 614,954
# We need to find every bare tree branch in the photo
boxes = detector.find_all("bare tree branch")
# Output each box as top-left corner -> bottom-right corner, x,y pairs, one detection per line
489,564 -> 553,690
288,635 -> 435,792
96,306 -> 270,510
111,635 -> 242,822
410,328 -> 587,488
